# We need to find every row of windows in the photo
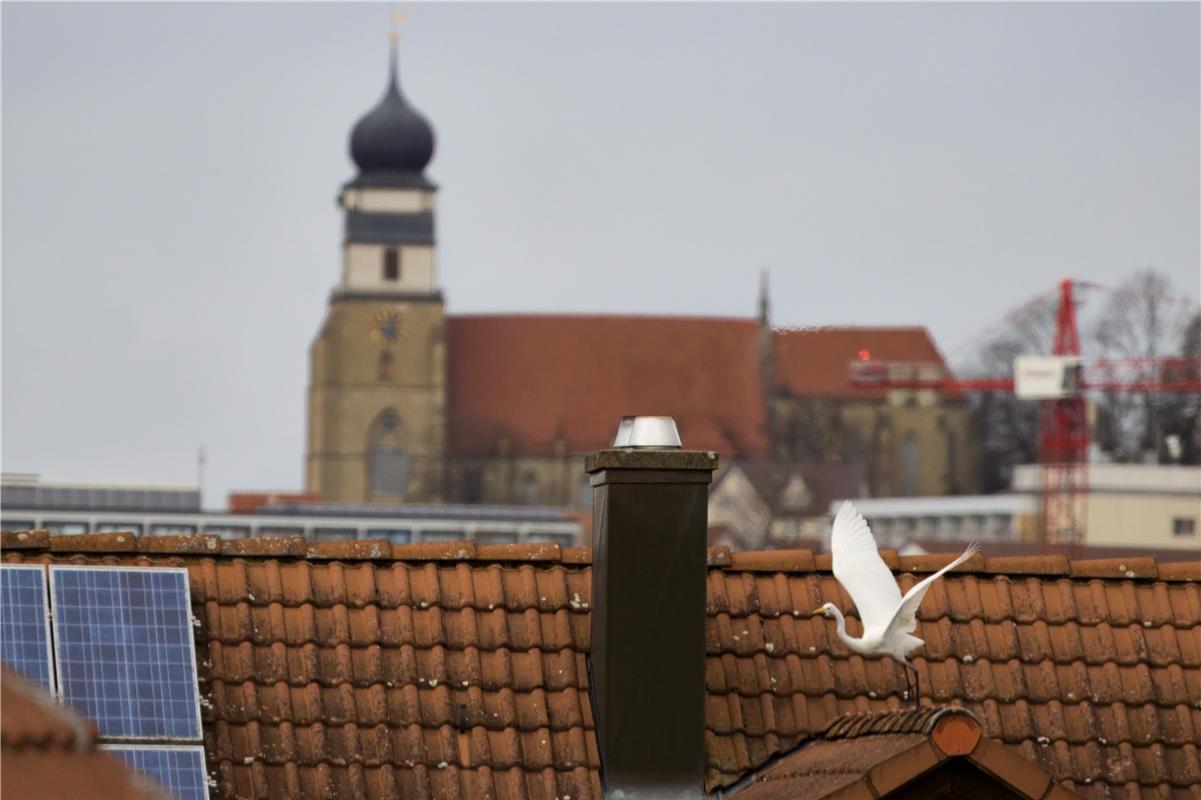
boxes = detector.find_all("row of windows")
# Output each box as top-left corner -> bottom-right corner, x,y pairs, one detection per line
0,518 -> 576,547
1,485 -> 200,512
868,514 -> 1200,540
867,514 -> 1016,539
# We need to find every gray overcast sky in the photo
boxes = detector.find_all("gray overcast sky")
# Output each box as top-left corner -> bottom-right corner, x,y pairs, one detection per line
2,2 -> 1198,507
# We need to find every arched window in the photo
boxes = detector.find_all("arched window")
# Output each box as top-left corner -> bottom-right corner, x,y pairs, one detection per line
945,429 -> 959,494
377,351 -> 394,382
521,470 -> 540,505
368,409 -> 408,496
902,432 -> 920,497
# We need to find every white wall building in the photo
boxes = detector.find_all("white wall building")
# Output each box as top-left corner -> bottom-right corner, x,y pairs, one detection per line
824,463 -> 1199,552
1011,463 -> 1199,550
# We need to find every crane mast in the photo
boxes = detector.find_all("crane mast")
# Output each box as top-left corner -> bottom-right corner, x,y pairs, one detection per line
1039,278 -> 1088,545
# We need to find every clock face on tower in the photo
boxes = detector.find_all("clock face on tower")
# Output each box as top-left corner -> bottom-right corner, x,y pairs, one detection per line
370,310 -> 408,344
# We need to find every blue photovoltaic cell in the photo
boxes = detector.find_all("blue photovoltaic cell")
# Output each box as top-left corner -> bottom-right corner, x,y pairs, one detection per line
0,565 -> 54,692
50,566 -> 201,740
105,745 -> 209,800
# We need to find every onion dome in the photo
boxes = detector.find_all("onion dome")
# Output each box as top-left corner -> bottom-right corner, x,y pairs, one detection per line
347,40 -> 436,189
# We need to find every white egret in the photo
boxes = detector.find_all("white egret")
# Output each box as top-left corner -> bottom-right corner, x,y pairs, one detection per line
813,502 -> 979,704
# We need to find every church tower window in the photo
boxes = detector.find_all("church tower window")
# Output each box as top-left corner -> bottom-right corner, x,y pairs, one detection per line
378,351 -> 394,382
383,248 -> 400,281
369,409 -> 408,496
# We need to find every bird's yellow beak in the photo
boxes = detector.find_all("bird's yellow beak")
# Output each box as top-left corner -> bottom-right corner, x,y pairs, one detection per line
811,606 -> 825,615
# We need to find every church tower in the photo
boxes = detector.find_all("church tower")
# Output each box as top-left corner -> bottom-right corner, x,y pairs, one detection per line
305,38 -> 446,504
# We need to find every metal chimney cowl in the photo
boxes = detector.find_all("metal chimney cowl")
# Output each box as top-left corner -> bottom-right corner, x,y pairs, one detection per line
586,427 -> 718,799
612,416 -> 683,449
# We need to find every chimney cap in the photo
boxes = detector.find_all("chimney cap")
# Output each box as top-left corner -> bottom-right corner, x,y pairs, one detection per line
613,416 -> 682,448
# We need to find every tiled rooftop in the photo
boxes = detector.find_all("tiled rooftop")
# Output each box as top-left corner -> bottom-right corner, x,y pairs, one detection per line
772,326 -> 954,400
2,531 -> 1198,800
446,315 -> 771,458
731,707 -> 1082,799
1,666 -> 168,800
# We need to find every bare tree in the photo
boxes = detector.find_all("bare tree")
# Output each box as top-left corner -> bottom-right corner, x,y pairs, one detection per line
961,293 -> 1057,492
1089,269 -> 1198,463
1156,312 -> 1201,464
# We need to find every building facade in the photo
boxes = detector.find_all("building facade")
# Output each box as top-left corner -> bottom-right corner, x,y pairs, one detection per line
305,46 -> 982,507
1011,462 -> 1200,550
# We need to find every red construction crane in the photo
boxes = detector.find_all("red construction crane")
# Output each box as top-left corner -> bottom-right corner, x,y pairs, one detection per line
849,278 -> 1201,546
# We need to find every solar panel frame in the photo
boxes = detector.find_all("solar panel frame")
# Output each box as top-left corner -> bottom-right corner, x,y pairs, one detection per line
101,744 -> 211,800
0,564 -> 55,693
49,565 -> 204,741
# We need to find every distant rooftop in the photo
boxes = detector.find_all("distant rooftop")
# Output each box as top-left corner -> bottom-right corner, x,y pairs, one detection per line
1,475 -> 200,513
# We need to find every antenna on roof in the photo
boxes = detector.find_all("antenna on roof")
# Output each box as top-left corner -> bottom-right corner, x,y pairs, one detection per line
197,446 -> 206,509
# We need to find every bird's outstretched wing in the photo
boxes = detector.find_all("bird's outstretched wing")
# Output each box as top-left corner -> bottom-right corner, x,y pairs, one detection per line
884,542 -> 981,638
831,502 -> 902,636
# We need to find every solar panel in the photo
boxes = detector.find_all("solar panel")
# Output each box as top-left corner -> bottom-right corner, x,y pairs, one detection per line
103,745 -> 210,800
49,566 -> 202,740
0,565 -> 54,692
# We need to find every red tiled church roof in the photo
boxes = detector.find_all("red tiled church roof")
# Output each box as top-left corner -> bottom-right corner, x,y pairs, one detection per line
446,315 -> 770,458
1,667 -> 168,800
445,317 -> 957,459
3,532 -> 1197,800
773,326 -> 950,399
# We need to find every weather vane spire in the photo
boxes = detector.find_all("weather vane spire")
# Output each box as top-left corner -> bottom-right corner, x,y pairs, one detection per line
387,11 -> 406,85
389,10 -> 406,44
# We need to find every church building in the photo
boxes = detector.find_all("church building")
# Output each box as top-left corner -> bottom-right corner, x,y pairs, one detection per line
305,44 -> 981,510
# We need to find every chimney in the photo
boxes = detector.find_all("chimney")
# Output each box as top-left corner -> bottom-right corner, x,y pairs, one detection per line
586,418 -> 718,799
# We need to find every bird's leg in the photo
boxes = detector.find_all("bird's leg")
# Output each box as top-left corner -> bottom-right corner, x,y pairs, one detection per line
907,665 -> 922,706
897,662 -> 911,703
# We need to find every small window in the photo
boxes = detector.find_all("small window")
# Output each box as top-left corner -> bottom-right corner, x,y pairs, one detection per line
477,532 -> 519,546
368,529 -> 411,544
313,527 -> 356,541
258,526 -> 303,538
45,521 -> 89,535
529,533 -> 576,548
383,248 -> 400,281
1173,518 -> 1197,537
148,523 -> 197,536
203,525 -> 249,539
96,523 -> 144,536
378,351 -> 394,382
422,530 -> 466,542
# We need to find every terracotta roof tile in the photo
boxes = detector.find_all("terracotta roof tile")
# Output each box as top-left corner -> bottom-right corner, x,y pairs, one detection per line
1,529 -> 49,549
1069,558 -> 1160,581
47,531 -> 137,552
3,534 -> 1197,799
987,555 -> 1073,576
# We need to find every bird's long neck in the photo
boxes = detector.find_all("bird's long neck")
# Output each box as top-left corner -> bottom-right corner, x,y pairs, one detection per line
828,606 -> 865,651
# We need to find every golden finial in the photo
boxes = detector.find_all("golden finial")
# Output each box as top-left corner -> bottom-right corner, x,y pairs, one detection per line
389,11 -> 406,43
